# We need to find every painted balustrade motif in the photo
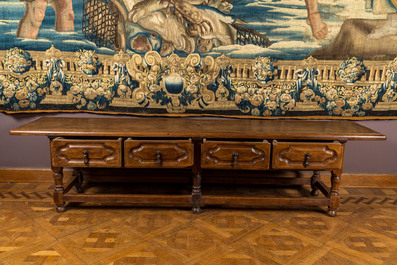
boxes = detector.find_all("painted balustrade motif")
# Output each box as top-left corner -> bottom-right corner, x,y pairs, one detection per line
1,46 -> 397,118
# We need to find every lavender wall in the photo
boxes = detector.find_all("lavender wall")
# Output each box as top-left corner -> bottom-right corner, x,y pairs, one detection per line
0,112 -> 396,173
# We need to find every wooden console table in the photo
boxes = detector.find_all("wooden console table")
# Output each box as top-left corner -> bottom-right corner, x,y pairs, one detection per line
10,117 -> 385,216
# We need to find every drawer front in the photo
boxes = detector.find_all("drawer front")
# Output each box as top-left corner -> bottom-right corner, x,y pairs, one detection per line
124,139 -> 193,168
272,141 -> 344,170
202,141 -> 271,170
51,138 -> 122,168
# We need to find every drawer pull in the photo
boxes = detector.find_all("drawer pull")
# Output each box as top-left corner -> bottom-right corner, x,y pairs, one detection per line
232,152 -> 239,167
304,152 -> 310,167
156,150 -> 163,166
83,150 -> 89,165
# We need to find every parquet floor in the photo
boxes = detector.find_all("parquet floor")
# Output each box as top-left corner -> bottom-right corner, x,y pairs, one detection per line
0,182 -> 397,265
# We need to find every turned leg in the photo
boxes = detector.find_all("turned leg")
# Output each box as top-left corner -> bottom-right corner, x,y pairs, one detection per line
310,171 -> 320,196
192,173 -> 202,214
73,168 -> 84,193
191,138 -> 202,214
328,170 -> 341,217
52,166 -> 66,212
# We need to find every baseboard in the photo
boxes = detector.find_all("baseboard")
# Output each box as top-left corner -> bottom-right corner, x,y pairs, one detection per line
0,168 -> 396,188
299,172 -> 397,188
0,168 -> 73,183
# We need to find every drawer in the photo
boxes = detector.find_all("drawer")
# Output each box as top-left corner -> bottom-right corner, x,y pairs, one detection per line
124,139 -> 193,168
51,138 -> 122,168
272,141 -> 344,170
202,141 -> 271,170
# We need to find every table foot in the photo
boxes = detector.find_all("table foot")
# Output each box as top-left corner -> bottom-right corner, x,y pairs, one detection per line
52,166 -> 65,212
192,206 -> 201,214
56,205 -> 66,213
192,170 -> 202,215
327,208 -> 337,217
192,191 -> 202,215
328,170 -> 341,217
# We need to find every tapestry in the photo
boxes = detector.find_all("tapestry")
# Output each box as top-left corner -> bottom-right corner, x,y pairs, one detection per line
1,0 -> 397,119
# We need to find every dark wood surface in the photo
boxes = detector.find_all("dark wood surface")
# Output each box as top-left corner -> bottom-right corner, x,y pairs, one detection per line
124,139 -> 194,168
9,117 -> 386,216
202,141 -> 271,170
272,141 -> 344,170
51,138 -> 123,168
10,117 -> 386,141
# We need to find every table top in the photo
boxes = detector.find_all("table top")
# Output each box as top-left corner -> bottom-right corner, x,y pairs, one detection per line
9,117 -> 386,141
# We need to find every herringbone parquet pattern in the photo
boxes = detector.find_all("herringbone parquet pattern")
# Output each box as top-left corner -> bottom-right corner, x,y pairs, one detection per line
1,183 -> 397,264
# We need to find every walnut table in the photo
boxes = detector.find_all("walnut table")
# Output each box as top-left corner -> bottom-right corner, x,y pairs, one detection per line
10,117 -> 386,216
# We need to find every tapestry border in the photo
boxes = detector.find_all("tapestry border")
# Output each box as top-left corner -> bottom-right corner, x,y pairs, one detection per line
1,47 -> 397,120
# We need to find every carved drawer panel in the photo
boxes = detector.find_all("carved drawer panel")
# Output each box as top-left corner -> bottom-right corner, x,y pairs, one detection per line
51,138 -> 122,167
202,141 -> 271,170
272,141 -> 344,170
124,139 -> 193,168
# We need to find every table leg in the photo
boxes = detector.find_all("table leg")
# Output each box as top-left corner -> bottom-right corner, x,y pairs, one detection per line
310,171 -> 320,196
192,173 -> 202,214
328,170 -> 341,217
52,166 -> 66,212
192,138 -> 202,214
73,168 -> 84,193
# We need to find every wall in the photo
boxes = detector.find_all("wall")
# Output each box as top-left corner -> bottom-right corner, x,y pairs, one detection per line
0,112 -> 396,173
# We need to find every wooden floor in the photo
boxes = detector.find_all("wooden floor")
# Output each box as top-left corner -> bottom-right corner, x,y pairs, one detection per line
0,182 -> 397,265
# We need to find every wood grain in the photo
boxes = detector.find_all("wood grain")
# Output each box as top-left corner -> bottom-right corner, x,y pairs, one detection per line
202,140 -> 271,170
8,117 -> 386,216
272,141 -> 344,170
124,139 -> 193,168
2,168 -> 396,187
0,183 -> 397,264
51,138 -> 122,168
9,117 -> 386,141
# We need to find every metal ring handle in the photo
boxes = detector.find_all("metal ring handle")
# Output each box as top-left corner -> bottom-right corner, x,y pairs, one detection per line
156,150 -> 163,166
83,150 -> 89,165
232,152 -> 239,167
304,152 -> 310,167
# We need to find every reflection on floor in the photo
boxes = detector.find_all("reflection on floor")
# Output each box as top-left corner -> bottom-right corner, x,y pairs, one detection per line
0,182 -> 396,264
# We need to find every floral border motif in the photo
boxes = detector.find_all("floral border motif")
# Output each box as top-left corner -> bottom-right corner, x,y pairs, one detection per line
232,82 -> 298,116
67,77 -> 115,110
299,57 -> 396,117
3,47 -> 33,75
337,57 -> 366,84
301,84 -> 384,117
1,47 -> 397,118
75,50 -> 102,77
251,57 -> 277,84
127,52 -> 218,113
0,74 -> 48,110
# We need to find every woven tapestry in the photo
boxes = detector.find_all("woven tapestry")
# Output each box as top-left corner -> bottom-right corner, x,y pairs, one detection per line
1,0 -> 397,119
